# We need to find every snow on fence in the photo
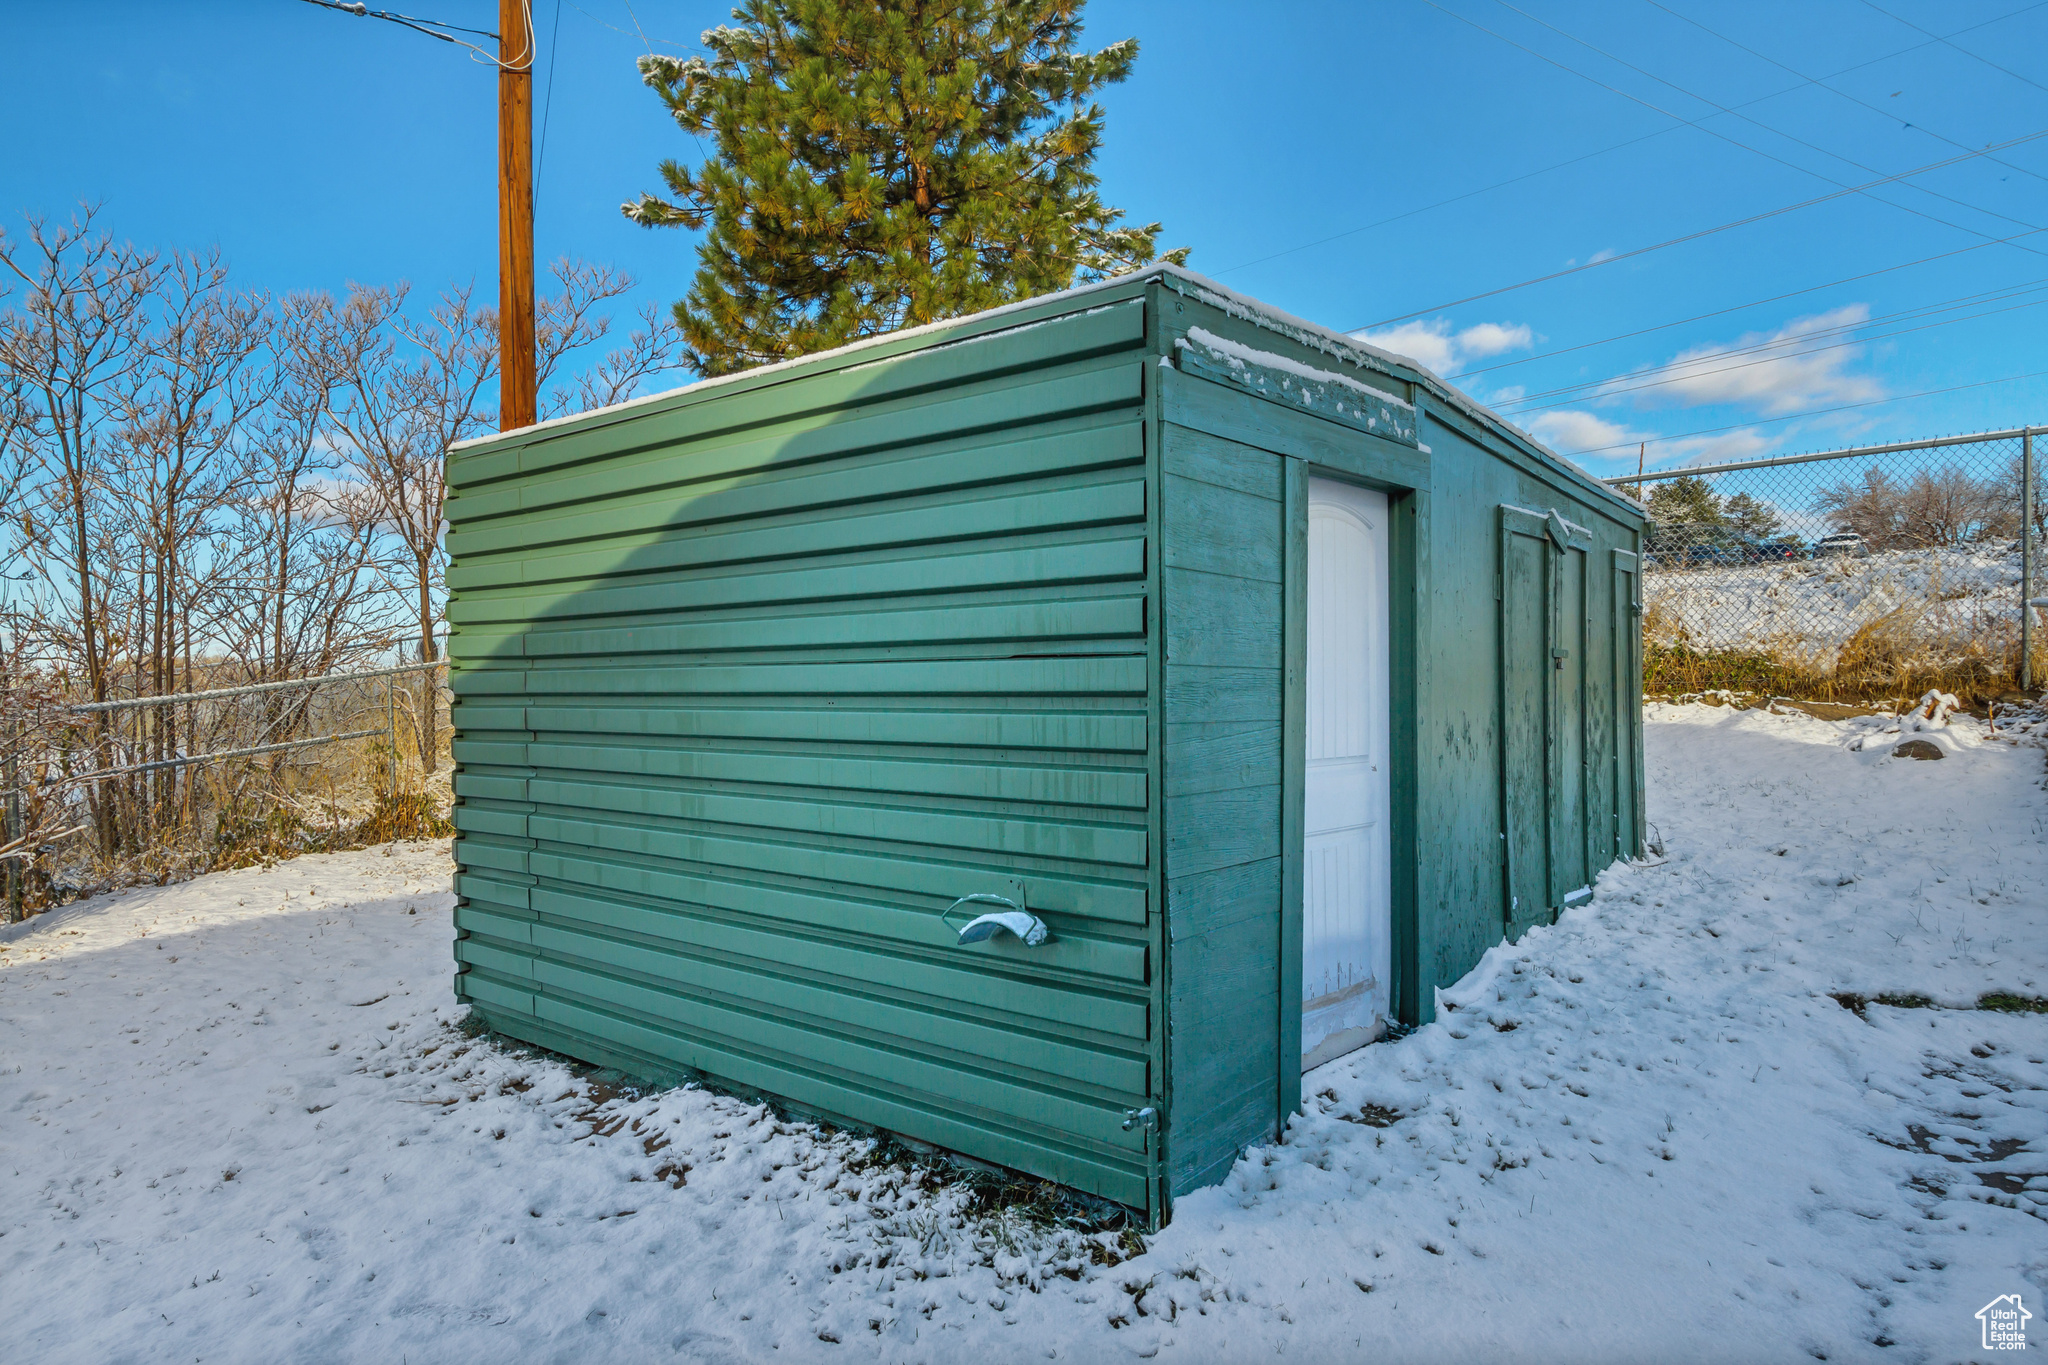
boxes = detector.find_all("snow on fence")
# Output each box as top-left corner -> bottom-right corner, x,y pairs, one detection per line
1608,426 -> 2043,703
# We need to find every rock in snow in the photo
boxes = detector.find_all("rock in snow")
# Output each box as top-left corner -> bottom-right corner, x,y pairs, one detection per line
1,705 -> 2043,1363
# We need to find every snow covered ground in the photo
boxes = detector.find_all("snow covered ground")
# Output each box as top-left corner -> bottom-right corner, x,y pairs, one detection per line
3,705 -> 2043,1364
1645,545 -> 2023,658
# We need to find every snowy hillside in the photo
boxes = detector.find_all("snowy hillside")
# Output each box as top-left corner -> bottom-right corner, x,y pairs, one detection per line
2,706 -> 2043,1364
1645,546 -> 2024,659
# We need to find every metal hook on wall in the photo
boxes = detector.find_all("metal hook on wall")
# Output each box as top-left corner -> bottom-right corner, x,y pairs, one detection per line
940,892 -> 1050,947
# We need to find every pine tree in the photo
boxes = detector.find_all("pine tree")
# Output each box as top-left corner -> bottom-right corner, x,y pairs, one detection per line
1720,491 -> 1781,541
623,0 -> 1184,376
1646,476 -> 1723,526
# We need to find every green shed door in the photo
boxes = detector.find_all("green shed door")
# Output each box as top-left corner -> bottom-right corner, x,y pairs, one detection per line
1612,549 -> 1643,859
1498,505 -> 1597,936
1554,539 -> 1591,908
1499,508 -> 1552,937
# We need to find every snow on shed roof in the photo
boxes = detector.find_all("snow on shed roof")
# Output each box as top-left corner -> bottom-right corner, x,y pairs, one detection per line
455,263 -> 1636,515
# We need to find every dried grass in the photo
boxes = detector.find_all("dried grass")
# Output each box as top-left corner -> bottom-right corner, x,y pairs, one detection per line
1641,601 -> 2039,706
210,790 -> 453,871
16,696 -> 454,917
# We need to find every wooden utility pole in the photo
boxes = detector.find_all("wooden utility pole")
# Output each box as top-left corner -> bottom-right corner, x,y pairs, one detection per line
499,0 -> 536,431
299,0 -> 538,427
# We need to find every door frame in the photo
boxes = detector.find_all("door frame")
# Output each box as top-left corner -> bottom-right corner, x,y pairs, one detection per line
1280,456 -> 1422,1118
1299,477 -> 1395,1070
1611,549 -> 1644,860
1496,505 -> 1596,937
1151,344 -> 1428,1140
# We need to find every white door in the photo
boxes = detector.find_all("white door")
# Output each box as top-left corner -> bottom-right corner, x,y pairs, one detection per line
1302,478 -> 1392,1071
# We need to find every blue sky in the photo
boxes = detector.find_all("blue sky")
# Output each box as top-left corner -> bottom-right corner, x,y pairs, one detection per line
2,0 -> 2043,475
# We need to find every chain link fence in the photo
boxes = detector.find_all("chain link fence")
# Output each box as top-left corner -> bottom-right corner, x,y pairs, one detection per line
1608,426 -> 2042,705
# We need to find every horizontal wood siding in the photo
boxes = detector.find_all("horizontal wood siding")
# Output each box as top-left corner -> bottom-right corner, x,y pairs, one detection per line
1159,424 -> 1285,1196
444,297 -> 1160,1212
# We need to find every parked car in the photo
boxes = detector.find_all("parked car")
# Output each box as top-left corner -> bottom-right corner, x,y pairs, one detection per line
1813,532 -> 1869,558
1687,536 -> 1796,567
1755,537 -> 1807,562
1670,541 -> 1730,568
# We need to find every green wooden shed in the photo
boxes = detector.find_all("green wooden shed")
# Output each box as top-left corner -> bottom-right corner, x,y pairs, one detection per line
442,265 -> 1647,1226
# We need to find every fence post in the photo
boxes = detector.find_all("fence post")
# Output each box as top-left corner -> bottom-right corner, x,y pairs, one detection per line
5,696 -> 20,925
2025,428 -> 2037,693
387,672 -> 398,796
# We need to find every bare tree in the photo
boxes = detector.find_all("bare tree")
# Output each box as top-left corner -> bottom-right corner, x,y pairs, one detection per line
325,263 -> 683,771
0,217 -> 685,903
1897,464 -> 2003,548
536,259 -> 684,418
325,283 -> 495,771
211,290 -> 388,804
108,248 -> 274,835
2026,455 -> 2046,548
234,292 -> 387,681
1816,464 -> 2005,550
0,208 -> 161,852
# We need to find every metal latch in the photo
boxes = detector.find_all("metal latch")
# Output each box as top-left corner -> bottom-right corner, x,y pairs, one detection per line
1122,1106 -> 1158,1134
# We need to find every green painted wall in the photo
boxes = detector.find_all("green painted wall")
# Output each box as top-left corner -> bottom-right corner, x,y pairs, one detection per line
443,269 -> 1645,1225
1405,397 -> 1644,1001
1158,422 -> 1286,1196
1145,278 -> 1643,1206
445,286 -> 1166,1218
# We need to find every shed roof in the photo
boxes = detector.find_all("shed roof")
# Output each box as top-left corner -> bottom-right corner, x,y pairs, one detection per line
455,264 -> 1640,518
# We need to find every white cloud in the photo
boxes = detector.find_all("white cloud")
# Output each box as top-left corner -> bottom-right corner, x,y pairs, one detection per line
1356,317 -> 1536,376
1614,306 -> 1883,415
1531,409 -> 1785,466
1358,320 -> 1459,374
1517,413 -> 1775,466
1452,321 -> 1535,360
1523,409 -> 1642,454
1662,429 -> 1774,464
1523,405 -> 1794,474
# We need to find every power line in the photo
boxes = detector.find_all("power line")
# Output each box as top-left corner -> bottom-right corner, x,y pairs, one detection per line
1501,286 -> 2048,413
1496,275 -> 2048,401
560,0 -> 696,53
618,0 -> 655,52
1208,0 -> 2048,281
1456,227 -> 2048,379
1637,0 -> 2048,188
1552,366 -> 2048,457
1857,0 -> 2048,96
1478,0 -> 2047,239
536,0 -> 564,207
1347,130 -> 2048,331
295,0 -> 533,70
294,0 -> 498,40
1209,129 -> 1677,278
1821,0 -> 2048,78
1498,280 -> 2048,410
1428,0 -> 2046,269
